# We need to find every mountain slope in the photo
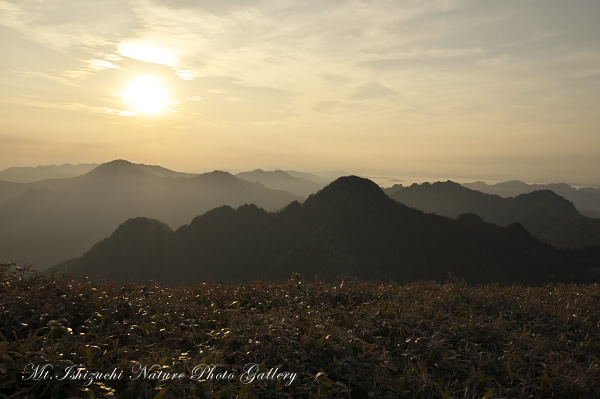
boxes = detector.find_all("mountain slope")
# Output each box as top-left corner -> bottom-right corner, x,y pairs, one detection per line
51,176 -> 588,285
0,181 -> 30,206
0,160 -> 301,269
284,170 -> 332,185
84,159 -> 196,179
384,181 -> 600,248
236,169 -> 324,197
464,180 -> 600,217
0,163 -> 98,183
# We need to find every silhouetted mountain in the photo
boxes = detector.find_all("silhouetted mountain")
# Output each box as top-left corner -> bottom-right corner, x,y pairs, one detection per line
56,217 -> 175,282
0,163 -> 98,183
585,210 -> 600,219
565,245 -> 600,280
464,180 -> 600,217
384,181 -> 600,248
0,160 -> 301,269
236,169 -> 324,197
51,176 -> 590,285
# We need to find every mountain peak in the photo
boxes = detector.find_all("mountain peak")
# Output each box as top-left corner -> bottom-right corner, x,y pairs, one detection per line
515,189 -> 579,215
201,170 -> 235,178
85,160 -> 145,178
110,217 -> 173,240
306,175 -> 392,207
515,189 -> 571,204
320,175 -> 384,193
195,170 -> 239,184
98,159 -> 134,168
435,180 -> 462,187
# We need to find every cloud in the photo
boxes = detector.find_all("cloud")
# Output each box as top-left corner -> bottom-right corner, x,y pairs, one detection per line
350,82 -> 397,100
147,0 -> 262,15
478,54 -> 512,69
360,47 -> 483,70
313,101 -> 338,113
0,95 -> 136,117
501,30 -> 558,49
567,69 -> 600,80
0,135 -> 47,145
176,69 -> 201,80
0,0 -> 134,49
117,0 -> 471,92
62,59 -> 120,81
15,71 -> 79,87
118,40 -> 177,66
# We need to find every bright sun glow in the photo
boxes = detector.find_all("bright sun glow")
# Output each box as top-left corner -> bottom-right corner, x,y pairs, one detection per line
120,75 -> 169,115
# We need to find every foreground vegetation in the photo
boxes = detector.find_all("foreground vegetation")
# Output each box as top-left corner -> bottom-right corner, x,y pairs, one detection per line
1,264 -> 599,398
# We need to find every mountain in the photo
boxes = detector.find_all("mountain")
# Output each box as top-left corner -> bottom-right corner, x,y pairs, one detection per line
0,160 -> 301,269
0,181 -> 30,206
85,159 -> 196,179
0,163 -> 98,183
463,180 -> 600,217
384,181 -> 600,248
236,169 -> 324,197
565,245 -> 600,280
50,176 -> 590,285
585,210 -> 600,219
285,170 -> 333,185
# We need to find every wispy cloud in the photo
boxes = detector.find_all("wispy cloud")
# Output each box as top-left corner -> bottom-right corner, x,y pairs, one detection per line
63,59 -> 120,81
15,71 -> 79,87
0,95 -> 136,117
350,82 -> 397,101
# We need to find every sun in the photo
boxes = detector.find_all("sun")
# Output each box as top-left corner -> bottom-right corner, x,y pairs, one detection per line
120,75 -> 170,115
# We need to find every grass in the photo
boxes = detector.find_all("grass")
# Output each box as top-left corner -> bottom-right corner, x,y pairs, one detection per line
1,264 -> 599,398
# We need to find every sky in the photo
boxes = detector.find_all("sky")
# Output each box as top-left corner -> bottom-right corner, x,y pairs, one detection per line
1,0 -> 599,184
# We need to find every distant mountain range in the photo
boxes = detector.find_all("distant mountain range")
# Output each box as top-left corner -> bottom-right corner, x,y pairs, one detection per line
0,160 -> 300,269
385,181 -> 600,249
50,176 -> 592,285
0,163 -> 99,183
236,169 -> 325,197
0,162 -> 329,199
463,180 -> 600,217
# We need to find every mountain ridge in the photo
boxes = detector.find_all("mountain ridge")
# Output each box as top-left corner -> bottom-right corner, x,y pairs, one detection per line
50,176 -> 590,285
0,160 -> 301,269
0,163 -> 99,183
385,181 -> 600,248
236,169 -> 324,197
463,180 -> 600,217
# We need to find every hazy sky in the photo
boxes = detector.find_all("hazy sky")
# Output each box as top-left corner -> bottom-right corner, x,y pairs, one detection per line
1,0 -> 599,184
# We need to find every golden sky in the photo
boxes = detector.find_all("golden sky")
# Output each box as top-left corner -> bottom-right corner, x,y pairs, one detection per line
1,0 -> 599,184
